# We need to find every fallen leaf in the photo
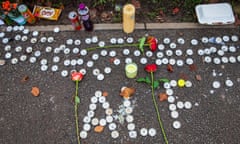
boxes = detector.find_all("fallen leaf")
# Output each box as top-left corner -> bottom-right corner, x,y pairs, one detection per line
31,87 -> 40,97
21,75 -> 29,83
167,64 -> 174,72
159,93 -> 168,102
75,96 -> 80,104
189,64 -> 197,71
179,73 -> 188,80
109,58 -> 116,63
120,87 -> 135,99
94,125 -> 104,133
196,75 -> 202,81
102,91 -> 108,97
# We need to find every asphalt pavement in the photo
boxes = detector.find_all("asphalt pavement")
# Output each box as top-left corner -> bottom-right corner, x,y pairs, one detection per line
0,24 -> 240,144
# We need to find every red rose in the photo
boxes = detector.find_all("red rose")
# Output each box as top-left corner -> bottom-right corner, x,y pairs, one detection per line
71,71 -> 84,81
150,41 -> 157,51
145,64 -> 157,73
147,36 -> 157,52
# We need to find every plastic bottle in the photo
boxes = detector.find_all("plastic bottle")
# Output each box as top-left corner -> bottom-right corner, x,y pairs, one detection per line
78,3 -> 93,31
0,14 -> 14,25
7,11 -> 26,25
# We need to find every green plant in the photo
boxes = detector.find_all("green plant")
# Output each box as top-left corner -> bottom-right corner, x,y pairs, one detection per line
183,0 -> 203,13
147,11 -> 157,20
150,0 -> 162,4
92,0 -> 115,7
171,0 -> 181,7
112,13 -> 121,23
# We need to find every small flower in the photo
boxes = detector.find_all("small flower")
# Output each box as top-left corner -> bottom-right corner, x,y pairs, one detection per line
145,64 -> 157,73
1,1 -> 18,14
2,1 -> 10,11
71,71 -> 84,81
147,36 -> 157,52
119,86 -> 135,99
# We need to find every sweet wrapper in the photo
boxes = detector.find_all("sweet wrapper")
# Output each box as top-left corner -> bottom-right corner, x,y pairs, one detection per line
33,5 -> 62,20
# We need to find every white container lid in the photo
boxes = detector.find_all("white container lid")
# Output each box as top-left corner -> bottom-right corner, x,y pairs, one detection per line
195,3 -> 235,25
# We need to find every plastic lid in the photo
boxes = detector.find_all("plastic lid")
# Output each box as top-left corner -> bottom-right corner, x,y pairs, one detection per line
195,3 -> 235,25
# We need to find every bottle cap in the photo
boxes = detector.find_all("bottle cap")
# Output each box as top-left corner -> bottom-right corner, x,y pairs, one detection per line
79,3 -> 85,10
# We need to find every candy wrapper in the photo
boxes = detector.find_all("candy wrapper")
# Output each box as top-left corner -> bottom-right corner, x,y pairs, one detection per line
33,5 -> 62,20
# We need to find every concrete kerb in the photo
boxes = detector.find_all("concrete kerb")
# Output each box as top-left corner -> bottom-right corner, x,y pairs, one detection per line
9,23 -> 238,32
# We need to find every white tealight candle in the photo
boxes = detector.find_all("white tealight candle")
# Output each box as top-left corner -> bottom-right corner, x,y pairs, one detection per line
125,63 -> 138,78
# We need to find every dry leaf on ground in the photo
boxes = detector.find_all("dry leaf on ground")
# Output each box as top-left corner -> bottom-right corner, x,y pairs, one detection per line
21,75 -> 29,83
189,64 -> 197,71
196,75 -> 202,81
120,87 -> 135,99
102,91 -> 108,97
31,87 -> 40,97
159,93 -> 168,102
167,64 -> 174,72
94,125 -> 104,133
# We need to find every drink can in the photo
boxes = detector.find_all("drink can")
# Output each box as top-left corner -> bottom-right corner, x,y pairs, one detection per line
18,4 -> 36,24
68,11 -> 81,30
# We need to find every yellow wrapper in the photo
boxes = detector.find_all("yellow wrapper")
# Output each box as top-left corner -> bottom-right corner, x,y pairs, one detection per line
33,5 -> 62,20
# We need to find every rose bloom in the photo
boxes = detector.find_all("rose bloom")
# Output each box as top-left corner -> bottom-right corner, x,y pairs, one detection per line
145,64 -> 157,73
147,36 -> 157,52
71,71 -> 84,81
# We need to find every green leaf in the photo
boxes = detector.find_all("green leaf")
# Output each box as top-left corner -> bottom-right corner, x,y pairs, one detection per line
145,76 -> 151,84
136,77 -> 146,83
159,78 -> 170,83
153,80 -> 160,89
138,37 -> 146,53
75,96 -> 80,104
